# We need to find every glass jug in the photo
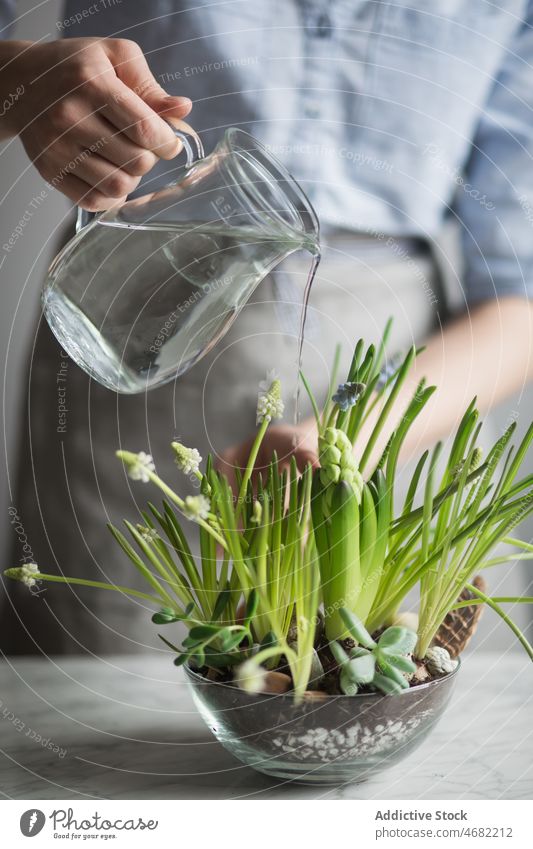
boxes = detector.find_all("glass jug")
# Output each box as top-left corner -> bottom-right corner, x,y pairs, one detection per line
42,125 -> 320,394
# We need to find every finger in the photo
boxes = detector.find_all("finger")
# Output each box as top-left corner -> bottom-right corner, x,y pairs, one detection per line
107,38 -> 193,120
99,41 -> 191,157
47,169 -> 127,211
59,148 -> 141,199
295,449 -> 320,471
98,82 -> 185,158
67,114 -> 158,177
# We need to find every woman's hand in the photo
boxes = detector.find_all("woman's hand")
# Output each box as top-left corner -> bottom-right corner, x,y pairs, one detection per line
0,38 -> 192,210
217,419 -> 320,486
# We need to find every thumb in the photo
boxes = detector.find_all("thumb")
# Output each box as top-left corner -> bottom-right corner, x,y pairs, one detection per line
107,39 -> 192,118
295,449 -> 319,472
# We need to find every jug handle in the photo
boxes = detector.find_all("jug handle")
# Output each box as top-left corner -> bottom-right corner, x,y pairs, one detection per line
75,119 -> 205,233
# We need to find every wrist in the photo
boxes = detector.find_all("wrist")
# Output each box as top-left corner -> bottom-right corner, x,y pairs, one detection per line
296,415 -> 318,437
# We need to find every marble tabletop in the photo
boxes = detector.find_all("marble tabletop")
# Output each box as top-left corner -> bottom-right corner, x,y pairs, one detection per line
0,651 -> 531,800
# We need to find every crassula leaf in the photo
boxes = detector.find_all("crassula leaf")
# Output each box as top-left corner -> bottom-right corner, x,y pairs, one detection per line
339,667 -> 359,696
377,658 -> 410,689
330,640 -> 350,666
378,626 -> 417,654
372,672 -> 404,695
339,608 -> 376,648
345,652 -> 376,685
380,652 -> 416,675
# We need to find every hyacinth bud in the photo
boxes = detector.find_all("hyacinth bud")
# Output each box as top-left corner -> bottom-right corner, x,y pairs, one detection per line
320,464 -> 341,486
322,446 -> 341,465
4,564 -> 40,588
323,427 -> 336,446
318,427 -> 363,500
251,499 -> 263,524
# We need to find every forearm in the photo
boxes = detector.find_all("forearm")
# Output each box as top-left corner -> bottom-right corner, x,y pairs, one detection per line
0,40 -> 33,140
363,296 -> 533,464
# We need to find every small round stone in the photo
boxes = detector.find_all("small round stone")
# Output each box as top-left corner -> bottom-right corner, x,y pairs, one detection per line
425,646 -> 458,676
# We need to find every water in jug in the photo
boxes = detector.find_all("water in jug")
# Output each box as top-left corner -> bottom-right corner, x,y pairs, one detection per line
42,125 -> 320,394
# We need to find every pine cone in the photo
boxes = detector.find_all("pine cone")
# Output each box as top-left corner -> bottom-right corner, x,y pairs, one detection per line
433,575 -> 486,658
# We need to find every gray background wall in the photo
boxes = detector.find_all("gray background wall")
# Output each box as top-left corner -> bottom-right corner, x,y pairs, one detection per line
1,0 -> 531,652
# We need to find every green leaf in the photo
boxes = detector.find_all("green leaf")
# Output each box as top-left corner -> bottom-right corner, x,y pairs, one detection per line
330,640 -> 350,666
310,470 -> 331,575
220,629 -> 246,652
359,484 -> 377,579
339,608 -> 376,648
325,485 -> 361,641
151,604 -> 194,625
380,652 -> 416,675
212,584 -> 232,621
259,630 -> 278,651
359,345 -> 416,473
203,646 -> 243,668
191,647 -> 205,668
152,611 -> 176,625
401,450 -> 429,517
349,646 -> 370,660
158,633 -> 182,653
372,672 -> 404,695
182,635 -> 204,649
377,658 -> 410,689
299,369 -> 322,428
378,626 -> 417,654
188,624 -> 222,641
173,653 -> 189,667
339,667 -> 359,696
243,588 -> 259,629
345,652 -> 375,685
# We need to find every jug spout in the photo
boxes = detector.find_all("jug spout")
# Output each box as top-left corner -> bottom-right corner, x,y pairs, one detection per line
219,128 -> 320,250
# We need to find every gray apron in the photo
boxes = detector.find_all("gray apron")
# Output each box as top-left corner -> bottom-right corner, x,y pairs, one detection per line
0,233 -> 441,654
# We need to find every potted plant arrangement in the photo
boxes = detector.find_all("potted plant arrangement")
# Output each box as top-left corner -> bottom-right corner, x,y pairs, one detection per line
6,322 -> 533,784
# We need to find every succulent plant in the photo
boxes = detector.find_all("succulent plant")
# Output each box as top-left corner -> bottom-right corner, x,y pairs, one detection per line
330,609 -> 417,695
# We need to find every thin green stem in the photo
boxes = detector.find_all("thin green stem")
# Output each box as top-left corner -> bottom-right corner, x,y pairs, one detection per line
463,582 -> 533,661
236,417 -> 269,520
13,572 -> 163,604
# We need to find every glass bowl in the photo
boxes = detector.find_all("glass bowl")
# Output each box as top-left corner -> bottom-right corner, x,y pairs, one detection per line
184,660 -> 460,785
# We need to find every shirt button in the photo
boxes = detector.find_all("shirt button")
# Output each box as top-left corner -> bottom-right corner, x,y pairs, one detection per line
315,13 -> 331,38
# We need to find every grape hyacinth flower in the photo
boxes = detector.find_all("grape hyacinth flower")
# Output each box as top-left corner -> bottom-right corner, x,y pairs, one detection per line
332,382 -> 366,412
256,372 -> 284,425
171,442 -> 202,476
121,451 -> 155,483
183,494 -> 211,522
376,355 -> 401,390
10,563 -> 40,588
